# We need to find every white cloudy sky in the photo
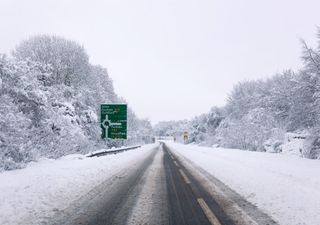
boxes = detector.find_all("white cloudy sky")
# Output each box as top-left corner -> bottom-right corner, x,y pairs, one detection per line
1,0 -> 320,124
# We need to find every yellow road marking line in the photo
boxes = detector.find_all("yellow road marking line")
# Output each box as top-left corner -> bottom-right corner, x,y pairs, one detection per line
179,169 -> 191,184
203,178 -> 259,225
197,198 -> 221,225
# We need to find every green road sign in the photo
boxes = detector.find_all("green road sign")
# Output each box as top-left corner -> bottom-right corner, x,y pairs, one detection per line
101,104 -> 127,139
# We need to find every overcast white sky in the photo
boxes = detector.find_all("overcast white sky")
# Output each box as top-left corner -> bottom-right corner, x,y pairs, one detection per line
1,0 -> 320,124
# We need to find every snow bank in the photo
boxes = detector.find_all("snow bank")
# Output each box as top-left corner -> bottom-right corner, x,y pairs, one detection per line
0,144 -> 157,225
167,143 -> 320,225
280,132 -> 310,157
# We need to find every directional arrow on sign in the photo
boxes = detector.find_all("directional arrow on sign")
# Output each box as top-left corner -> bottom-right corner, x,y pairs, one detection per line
101,115 -> 122,130
101,104 -> 127,139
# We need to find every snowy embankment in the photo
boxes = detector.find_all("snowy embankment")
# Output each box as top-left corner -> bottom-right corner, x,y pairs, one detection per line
167,142 -> 320,225
0,144 -> 157,225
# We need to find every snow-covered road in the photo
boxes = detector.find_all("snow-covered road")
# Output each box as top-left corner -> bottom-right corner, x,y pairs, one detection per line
167,142 -> 320,225
1,142 -> 318,225
0,144 -> 159,225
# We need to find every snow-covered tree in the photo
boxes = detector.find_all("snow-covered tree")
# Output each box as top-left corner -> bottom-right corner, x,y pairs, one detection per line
0,35 -> 156,170
13,35 -> 90,87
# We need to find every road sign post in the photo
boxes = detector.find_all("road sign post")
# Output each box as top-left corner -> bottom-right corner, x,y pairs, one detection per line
101,104 -> 127,139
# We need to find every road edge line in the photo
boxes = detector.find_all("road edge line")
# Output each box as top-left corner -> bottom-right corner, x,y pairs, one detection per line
179,169 -> 191,184
197,198 -> 221,225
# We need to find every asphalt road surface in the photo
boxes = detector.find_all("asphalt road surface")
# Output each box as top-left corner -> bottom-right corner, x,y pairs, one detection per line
50,143 -> 277,225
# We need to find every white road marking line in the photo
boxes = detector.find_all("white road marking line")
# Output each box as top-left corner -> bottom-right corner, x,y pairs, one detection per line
174,161 -> 179,167
197,198 -> 221,225
179,169 -> 191,184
